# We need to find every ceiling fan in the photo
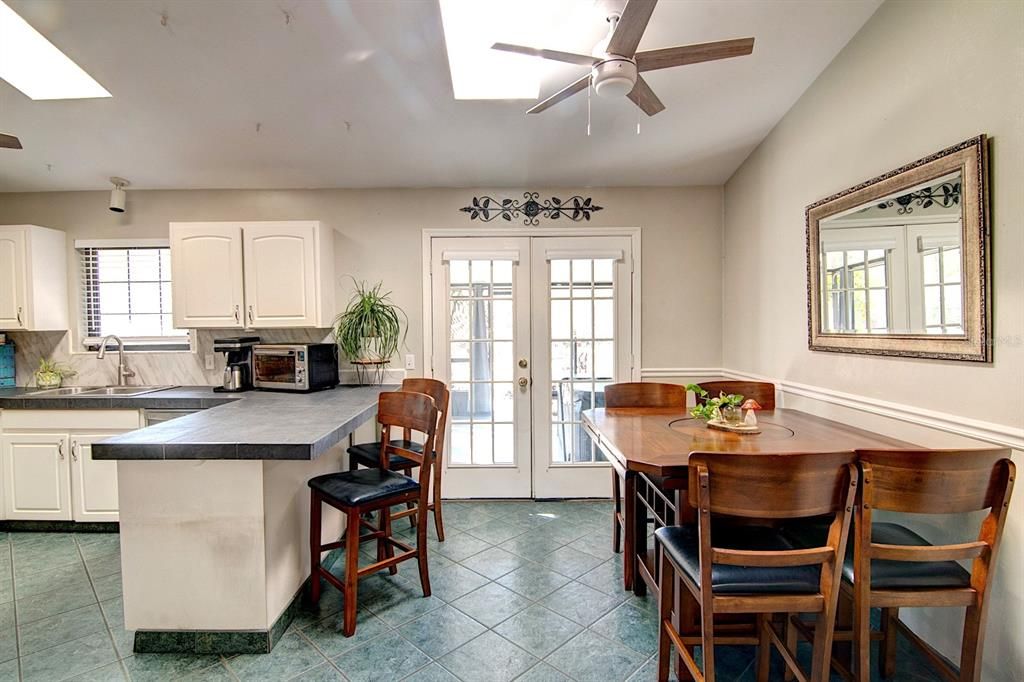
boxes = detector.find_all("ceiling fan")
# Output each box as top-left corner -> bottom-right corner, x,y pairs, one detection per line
0,133 -> 22,149
491,0 -> 754,116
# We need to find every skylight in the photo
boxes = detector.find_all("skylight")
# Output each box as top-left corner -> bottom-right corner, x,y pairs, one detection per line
438,0 -> 590,100
0,0 -> 111,100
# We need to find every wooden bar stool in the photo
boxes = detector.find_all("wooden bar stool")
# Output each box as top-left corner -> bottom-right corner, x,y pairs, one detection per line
790,448 -> 1014,682
655,451 -> 858,682
604,382 -> 686,591
695,381 -> 776,410
347,378 -> 450,541
308,390 -> 439,636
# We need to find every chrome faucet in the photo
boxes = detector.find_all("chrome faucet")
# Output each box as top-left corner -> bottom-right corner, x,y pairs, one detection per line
97,335 -> 136,386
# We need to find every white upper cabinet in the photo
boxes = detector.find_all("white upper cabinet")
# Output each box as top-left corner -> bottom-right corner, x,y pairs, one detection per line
170,221 -> 334,329
0,225 -> 69,331
170,223 -> 245,328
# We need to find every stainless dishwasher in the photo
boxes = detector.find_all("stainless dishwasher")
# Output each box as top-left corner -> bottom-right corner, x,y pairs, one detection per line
143,409 -> 198,426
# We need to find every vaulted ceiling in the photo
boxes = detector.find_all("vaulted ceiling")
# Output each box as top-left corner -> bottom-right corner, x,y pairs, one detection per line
0,0 -> 881,191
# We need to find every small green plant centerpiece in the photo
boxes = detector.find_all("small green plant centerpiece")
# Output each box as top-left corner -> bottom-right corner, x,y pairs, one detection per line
34,358 -> 77,390
685,384 -> 745,424
332,280 -> 407,384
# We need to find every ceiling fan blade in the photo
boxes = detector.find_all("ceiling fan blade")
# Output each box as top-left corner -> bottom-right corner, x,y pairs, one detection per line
491,43 -> 597,66
0,133 -> 22,149
636,37 -> 755,72
627,75 -> 665,116
527,73 -> 592,114
607,0 -> 658,57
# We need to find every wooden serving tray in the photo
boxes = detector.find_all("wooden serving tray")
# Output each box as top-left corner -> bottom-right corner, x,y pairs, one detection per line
706,419 -> 761,435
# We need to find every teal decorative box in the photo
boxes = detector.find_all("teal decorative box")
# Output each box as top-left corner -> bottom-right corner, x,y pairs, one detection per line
0,342 -> 14,387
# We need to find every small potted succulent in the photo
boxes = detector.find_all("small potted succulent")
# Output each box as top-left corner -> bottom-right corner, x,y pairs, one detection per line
34,358 -> 77,389
685,384 -> 745,424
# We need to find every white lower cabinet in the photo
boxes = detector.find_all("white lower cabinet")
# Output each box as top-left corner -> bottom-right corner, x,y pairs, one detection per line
0,433 -> 71,520
0,411 -> 140,522
70,433 -> 121,522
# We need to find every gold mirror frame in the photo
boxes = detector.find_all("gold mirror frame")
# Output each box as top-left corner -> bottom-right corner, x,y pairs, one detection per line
806,135 -> 990,362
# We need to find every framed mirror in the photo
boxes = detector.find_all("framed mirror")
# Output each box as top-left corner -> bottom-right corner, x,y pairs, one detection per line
806,135 -> 990,361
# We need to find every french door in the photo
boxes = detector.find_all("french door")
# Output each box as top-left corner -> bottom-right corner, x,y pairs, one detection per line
429,234 -> 634,498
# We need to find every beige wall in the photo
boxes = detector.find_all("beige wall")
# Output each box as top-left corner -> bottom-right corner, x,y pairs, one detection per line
722,1 -> 1023,678
0,186 -> 723,383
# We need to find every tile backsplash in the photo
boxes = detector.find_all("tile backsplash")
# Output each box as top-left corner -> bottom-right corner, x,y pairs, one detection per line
4,329 -> 332,388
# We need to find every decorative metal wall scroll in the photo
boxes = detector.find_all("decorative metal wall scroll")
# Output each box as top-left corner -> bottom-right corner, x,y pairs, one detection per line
876,181 -> 961,215
460,192 -> 603,225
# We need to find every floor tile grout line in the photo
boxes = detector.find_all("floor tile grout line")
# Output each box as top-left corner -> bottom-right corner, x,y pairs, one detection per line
289,626 -> 349,681
6,536 -> 22,682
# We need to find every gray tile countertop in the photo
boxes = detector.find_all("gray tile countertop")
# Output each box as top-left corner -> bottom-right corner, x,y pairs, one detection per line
0,385 -> 395,461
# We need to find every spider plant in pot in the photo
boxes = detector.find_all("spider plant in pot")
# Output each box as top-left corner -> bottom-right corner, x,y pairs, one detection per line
333,280 -> 407,384
34,358 -> 77,390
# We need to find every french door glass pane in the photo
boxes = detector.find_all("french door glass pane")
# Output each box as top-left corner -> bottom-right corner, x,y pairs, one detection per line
448,258 -> 516,466
549,258 -> 614,464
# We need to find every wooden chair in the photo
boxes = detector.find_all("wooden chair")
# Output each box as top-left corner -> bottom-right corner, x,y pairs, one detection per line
604,382 -> 686,590
308,390 -> 439,636
696,381 -> 776,410
656,451 -> 858,682
808,448 -> 1013,682
348,378 -> 450,541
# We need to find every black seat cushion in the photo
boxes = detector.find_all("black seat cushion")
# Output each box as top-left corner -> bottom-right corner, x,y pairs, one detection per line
654,524 -> 822,595
783,520 -> 971,590
309,469 -> 419,507
347,440 -> 423,470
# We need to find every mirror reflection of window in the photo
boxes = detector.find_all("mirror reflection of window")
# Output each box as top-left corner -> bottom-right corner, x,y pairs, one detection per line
823,248 -> 890,333
922,244 -> 963,334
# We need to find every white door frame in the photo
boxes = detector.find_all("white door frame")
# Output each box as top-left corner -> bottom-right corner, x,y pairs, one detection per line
422,227 -> 642,498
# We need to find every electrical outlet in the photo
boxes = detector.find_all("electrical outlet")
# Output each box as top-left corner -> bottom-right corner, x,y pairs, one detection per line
405,354 -> 415,370
204,354 -> 215,370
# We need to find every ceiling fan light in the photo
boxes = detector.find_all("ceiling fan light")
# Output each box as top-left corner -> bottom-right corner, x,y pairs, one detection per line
591,58 -> 637,98
595,76 -> 634,98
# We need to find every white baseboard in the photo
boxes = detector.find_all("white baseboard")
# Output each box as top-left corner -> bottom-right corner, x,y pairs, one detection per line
639,366 -> 1023,451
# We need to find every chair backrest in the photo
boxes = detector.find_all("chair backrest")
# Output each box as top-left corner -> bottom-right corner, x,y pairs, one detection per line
377,391 -> 439,489
688,451 -> 858,596
604,382 -> 686,408
854,448 -> 1015,583
696,381 -> 776,410
688,451 -> 858,519
401,378 -> 450,458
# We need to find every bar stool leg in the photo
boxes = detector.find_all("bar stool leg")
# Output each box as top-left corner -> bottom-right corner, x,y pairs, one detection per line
432,461 -> 445,542
880,608 -> 898,678
756,613 -> 771,682
959,603 -> 986,682
415,500 -> 432,598
784,614 -> 797,681
342,508 -> 361,637
381,503 -> 397,575
656,553 -> 674,682
309,491 -> 322,606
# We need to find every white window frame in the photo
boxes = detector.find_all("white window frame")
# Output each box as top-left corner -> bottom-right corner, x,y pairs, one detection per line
74,238 -> 194,354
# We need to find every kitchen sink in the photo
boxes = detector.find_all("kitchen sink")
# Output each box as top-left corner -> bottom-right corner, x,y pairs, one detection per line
79,385 -> 178,397
30,385 -> 178,398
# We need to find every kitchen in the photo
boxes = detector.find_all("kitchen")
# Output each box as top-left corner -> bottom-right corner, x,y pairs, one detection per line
1,1 -> 1022,681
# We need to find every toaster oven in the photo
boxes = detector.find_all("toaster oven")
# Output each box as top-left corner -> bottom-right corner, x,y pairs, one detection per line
252,344 -> 339,392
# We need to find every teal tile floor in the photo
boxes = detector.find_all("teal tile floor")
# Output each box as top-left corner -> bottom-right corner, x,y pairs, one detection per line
1,501 -> 944,681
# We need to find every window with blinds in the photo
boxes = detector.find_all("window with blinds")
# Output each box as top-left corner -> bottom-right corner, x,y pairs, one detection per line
79,245 -> 190,351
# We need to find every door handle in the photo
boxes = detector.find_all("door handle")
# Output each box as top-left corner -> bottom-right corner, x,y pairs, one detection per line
518,377 -> 529,388
58,441 -> 64,460
71,441 -> 79,461
518,359 -> 528,368
234,305 -> 240,323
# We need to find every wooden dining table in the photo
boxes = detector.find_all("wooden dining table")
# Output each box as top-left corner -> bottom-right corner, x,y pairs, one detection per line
581,406 -> 914,598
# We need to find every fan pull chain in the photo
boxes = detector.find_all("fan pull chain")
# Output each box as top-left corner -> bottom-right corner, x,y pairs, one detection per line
586,81 -> 592,136
636,100 -> 641,135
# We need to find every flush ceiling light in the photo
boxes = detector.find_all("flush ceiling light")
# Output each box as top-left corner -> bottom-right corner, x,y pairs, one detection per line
109,177 -> 129,213
0,0 -> 111,100
438,0 -> 588,100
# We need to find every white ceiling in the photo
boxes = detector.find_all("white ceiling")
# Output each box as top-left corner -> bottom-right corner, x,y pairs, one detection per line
0,0 -> 881,192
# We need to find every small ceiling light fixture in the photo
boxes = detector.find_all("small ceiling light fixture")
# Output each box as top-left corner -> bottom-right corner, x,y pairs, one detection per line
108,177 -> 129,213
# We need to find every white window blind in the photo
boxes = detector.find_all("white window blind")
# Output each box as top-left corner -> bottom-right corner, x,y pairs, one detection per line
78,245 -> 190,351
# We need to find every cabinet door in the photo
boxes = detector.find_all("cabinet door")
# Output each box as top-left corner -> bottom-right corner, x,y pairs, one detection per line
0,228 -> 27,329
70,433 -> 121,522
243,223 -> 317,327
170,223 -> 244,328
1,433 -> 71,520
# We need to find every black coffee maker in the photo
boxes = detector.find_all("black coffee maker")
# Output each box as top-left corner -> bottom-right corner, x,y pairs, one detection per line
212,336 -> 260,392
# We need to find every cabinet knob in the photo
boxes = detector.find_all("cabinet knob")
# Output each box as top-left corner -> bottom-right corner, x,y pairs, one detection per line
16,307 -> 22,325
247,305 -> 254,323
58,441 -> 64,460
71,441 -> 79,461
234,305 -> 240,323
